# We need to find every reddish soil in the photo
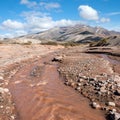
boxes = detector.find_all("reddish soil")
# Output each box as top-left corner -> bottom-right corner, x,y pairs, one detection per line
0,44 -> 119,120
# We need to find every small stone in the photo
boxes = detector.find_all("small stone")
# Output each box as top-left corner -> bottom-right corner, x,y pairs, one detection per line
108,102 -> 116,107
11,115 -> 15,120
0,87 -> 9,93
77,83 -> 81,86
80,76 -> 88,80
112,109 -> 117,113
0,76 -> 4,80
52,56 -> 62,63
75,87 -> 81,91
114,90 -> 120,96
100,87 -> 107,93
0,106 -> 3,108
92,102 -> 101,109
64,82 -> 70,86
71,82 -> 76,87
89,78 -> 95,81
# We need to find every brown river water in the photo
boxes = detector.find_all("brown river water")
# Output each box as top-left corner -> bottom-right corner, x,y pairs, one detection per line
8,54 -> 105,120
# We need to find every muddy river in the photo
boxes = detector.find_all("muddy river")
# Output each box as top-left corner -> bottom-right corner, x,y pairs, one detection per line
8,54 -> 105,120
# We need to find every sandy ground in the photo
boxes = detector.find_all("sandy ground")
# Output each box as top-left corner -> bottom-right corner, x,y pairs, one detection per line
0,44 -> 119,120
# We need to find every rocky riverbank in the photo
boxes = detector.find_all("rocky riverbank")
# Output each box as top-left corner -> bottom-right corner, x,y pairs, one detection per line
58,46 -> 120,120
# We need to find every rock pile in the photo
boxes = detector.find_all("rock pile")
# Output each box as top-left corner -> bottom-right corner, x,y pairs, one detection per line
58,50 -> 120,119
62,73 -> 120,111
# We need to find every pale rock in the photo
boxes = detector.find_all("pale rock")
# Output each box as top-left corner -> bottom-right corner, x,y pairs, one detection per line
0,76 -> 4,80
0,87 -> 9,93
92,102 -> 101,109
108,102 -> 116,107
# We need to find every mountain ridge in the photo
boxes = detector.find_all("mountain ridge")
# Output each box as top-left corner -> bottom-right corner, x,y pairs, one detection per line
2,24 -> 120,46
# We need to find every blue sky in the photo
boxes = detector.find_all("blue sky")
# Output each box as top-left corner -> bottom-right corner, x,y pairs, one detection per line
0,0 -> 120,38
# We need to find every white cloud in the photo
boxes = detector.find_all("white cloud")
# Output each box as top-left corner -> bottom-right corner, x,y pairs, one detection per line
78,5 -> 99,20
21,11 -> 82,33
0,30 -> 27,38
0,33 -> 14,38
20,0 -> 37,8
40,2 -> 60,10
1,19 -> 24,30
0,11 -> 83,38
100,17 -> 110,23
20,0 -> 28,4
20,0 -> 60,10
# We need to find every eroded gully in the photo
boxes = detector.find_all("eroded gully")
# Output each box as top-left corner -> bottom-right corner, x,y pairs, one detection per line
8,53 -> 105,120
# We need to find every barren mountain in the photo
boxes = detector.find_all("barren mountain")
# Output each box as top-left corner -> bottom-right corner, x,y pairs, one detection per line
22,24 -> 120,43
4,24 -> 120,46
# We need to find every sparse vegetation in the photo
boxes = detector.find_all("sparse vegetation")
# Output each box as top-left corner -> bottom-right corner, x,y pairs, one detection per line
21,41 -> 32,45
41,41 -> 58,46
12,42 -> 19,44
61,42 -> 80,47
89,38 -> 109,47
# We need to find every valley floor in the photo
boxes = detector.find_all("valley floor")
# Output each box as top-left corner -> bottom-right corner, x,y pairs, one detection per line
0,44 -> 119,120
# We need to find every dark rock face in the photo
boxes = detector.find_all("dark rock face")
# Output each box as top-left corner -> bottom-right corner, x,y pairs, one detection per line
106,113 -> 115,120
114,90 -> 120,96
52,56 -> 63,63
106,111 -> 120,120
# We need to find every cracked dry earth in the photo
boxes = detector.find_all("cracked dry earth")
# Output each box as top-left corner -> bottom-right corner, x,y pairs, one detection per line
0,44 -> 119,120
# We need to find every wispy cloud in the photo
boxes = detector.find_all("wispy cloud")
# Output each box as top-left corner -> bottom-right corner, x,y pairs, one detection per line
20,0 -> 37,8
100,17 -> 110,23
20,0 -> 61,11
40,2 -> 61,10
107,12 -> 120,16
